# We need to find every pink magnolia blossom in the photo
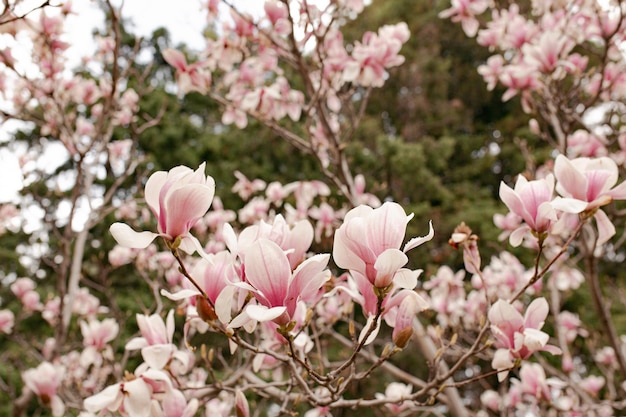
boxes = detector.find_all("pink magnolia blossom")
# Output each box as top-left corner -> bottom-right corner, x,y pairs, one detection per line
342,23 -> 410,87
162,48 -> 211,94
162,251 -> 239,325
22,362 -> 65,417
499,174 -> 584,246
83,369 -> 170,417
553,155 -> 626,244
509,362 -> 552,403
579,375 -> 605,396
0,309 -> 14,333
81,318 -> 119,350
438,0 -> 489,37
237,238 -> 330,325
232,170 -> 266,200
488,298 -> 561,380
110,163 -> 215,254
234,214 -> 314,269
125,310 -> 182,370
423,266 -> 466,327
375,382 -> 413,413
333,202 -> 434,288
10,276 -> 36,298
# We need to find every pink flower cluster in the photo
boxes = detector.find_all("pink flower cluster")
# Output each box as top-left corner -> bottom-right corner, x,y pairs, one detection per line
498,155 -> 626,246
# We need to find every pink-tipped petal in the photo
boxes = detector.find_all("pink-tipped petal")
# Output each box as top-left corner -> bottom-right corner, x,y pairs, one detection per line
524,297 -> 548,329
162,48 -> 188,71
164,184 -> 214,238
555,155 -> 587,200
244,239 -> 291,307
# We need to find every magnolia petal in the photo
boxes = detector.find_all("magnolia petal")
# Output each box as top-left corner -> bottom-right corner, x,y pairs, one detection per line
555,155 -> 587,200
141,344 -> 175,370
332,223 -> 367,272
215,285 -> 236,323
228,310 -> 253,330
551,197 -> 587,213
488,299 -> 524,331
165,310 -> 175,341
83,383 -> 121,413
244,239 -> 291,306
287,220 -> 315,267
144,171 -> 168,215
110,223 -> 157,249
125,337 -> 148,351
165,183 -> 215,238
524,297 -> 549,329
492,349 -> 514,381
595,209 -> 615,246
123,379 -> 152,417
141,368 -> 174,390
404,220 -> 435,252
358,314 -> 380,345
162,48 -> 188,71
499,182 -> 525,217
245,304 -> 286,322
509,225 -> 529,247
607,180 -> 626,200
374,249 -> 408,287
160,288 -> 201,301
370,202 -> 409,250
542,344 -> 563,355
393,268 -> 420,290
523,328 -> 549,351
51,395 -> 65,417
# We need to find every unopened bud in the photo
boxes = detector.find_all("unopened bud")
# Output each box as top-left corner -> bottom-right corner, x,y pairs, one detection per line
235,390 -> 250,417
196,295 -> 218,321
393,326 -> 413,349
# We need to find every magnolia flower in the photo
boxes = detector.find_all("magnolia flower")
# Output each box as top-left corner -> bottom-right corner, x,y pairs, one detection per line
333,202 -> 433,288
0,309 -> 14,334
22,362 -> 65,417
499,174 -> 579,246
125,310 -> 184,370
236,238 -> 330,325
488,298 -> 561,380
84,369 -> 171,417
553,155 -> 626,244
110,163 -> 215,254
375,382 -> 413,413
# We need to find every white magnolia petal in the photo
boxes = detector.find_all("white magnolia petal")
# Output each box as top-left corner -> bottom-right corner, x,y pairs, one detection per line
393,268 -> 421,290
551,197 -> 588,213
110,223 -> 158,249
215,286 -> 236,323
83,383 -> 121,412
595,209 -> 616,246
125,337 -> 148,351
51,395 -> 65,417
358,314 -> 380,346
403,221 -> 434,253
523,328 -> 549,351
141,344 -> 175,370
245,304 -> 286,322
160,288 -> 201,301
123,379 -> 152,417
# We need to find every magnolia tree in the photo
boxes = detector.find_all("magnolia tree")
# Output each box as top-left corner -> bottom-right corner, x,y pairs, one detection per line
2,0 -> 626,416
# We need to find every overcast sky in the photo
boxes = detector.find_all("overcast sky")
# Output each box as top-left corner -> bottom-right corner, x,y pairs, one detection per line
0,0 -> 218,203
